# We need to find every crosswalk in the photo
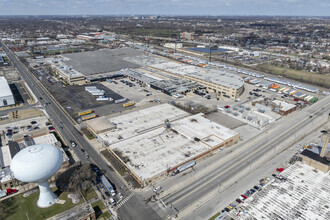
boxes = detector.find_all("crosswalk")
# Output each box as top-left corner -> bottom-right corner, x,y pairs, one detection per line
116,192 -> 134,208
156,199 -> 167,211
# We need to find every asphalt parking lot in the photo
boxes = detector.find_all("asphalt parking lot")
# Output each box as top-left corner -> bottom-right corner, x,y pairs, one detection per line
50,83 -> 125,119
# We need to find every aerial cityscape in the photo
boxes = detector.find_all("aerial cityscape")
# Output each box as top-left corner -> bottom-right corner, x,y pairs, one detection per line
0,1 -> 329,220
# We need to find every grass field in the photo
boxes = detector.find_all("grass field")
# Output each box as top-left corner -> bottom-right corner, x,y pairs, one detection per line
0,187 -> 98,220
92,200 -> 111,219
253,64 -> 330,88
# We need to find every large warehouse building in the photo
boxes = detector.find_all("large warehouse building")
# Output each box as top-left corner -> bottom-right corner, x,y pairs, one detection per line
48,48 -> 141,85
0,77 -> 15,107
87,104 -> 239,186
127,55 -> 245,99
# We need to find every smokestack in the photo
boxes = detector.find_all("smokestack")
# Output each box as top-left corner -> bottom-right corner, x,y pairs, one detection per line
320,135 -> 329,158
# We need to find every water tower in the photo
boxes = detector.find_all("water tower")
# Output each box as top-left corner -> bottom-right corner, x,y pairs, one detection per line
11,144 -> 63,208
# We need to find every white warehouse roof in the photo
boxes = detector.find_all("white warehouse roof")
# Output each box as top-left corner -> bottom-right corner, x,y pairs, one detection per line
0,77 -> 13,98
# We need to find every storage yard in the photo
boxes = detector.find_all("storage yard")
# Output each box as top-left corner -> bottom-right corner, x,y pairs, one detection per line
47,83 -> 125,119
88,103 -> 239,185
231,162 -> 330,220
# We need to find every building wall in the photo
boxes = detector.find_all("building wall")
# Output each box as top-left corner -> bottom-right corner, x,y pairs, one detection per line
148,66 -> 244,100
109,132 -> 240,187
300,155 -> 330,173
51,65 -> 85,85
0,178 -> 19,190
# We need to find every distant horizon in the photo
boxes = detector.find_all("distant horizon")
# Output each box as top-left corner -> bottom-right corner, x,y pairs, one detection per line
0,0 -> 329,17
0,14 -> 329,18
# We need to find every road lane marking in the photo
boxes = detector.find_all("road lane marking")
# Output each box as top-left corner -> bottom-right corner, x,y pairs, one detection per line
170,100 -> 330,205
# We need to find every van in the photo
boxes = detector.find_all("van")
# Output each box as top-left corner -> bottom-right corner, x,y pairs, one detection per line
109,198 -> 116,206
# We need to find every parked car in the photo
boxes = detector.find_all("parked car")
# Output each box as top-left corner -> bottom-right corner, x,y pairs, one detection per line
241,194 -> 247,199
224,207 -> 230,212
154,186 -> 162,193
276,168 -> 285,172
236,199 -> 242,203
253,185 -> 261,191
272,174 -> 277,177
249,189 -> 256,194
70,140 -> 76,148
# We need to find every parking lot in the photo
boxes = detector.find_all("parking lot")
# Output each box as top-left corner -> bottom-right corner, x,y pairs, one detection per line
47,82 -> 126,119
0,115 -> 50,146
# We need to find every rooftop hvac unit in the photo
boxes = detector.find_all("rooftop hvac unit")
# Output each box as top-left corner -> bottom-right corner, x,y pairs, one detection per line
239,109 -> 244,113
247,116 -> 253,121
233,112 -> 239,116
259,109 -> 265,113
239,104 -> 244,108
245,107 -> 251,111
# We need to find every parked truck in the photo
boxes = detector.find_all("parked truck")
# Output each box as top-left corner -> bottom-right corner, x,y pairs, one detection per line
101,175 -> 116,196
172,160 -> 196,176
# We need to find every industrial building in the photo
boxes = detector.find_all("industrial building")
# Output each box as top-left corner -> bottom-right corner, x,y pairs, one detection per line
88,104 -> 239,186
0,76 -> 15,107
299,136 -> 330,172
123,68 -> 201,95
232,162 -> 330,220
48,48 -> 141,85
128,56 -> 245,99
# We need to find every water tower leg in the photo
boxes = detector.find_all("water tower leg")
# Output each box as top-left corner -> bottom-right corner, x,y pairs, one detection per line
37,180 -> 58,208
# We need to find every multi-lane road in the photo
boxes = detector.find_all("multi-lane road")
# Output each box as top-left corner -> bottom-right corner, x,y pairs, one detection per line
0,41 -> 161,220
161,95 -> 330,217
3,40 -> 329,220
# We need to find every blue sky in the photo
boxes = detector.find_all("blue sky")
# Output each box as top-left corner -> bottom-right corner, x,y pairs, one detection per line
0,0 -> 329,16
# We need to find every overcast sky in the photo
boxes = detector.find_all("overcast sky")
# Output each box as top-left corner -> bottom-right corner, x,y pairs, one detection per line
0,0 -> 329,16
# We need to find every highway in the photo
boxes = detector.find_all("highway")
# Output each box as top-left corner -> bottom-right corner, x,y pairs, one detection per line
161,95 -> 330,216
0,41 -> 161,220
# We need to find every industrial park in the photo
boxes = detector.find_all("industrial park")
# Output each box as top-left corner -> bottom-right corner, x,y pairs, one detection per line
0,10 -> 329,220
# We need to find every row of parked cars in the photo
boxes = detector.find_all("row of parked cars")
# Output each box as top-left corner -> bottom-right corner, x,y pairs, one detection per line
222,168 -> 285,213
120,79 -> 136,87
193,90 -> 211,99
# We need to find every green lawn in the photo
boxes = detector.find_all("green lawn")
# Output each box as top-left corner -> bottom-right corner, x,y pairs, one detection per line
0,186 -> 98,220
253,64 -> 330,88
92,200 -> 111,219
0,188 -> 83,220
83,187 -> 98,201
209,212 -> 221,220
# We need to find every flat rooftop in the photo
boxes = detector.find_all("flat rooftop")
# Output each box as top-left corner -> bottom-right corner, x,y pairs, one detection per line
46,203 -> 94,220
63,48 -> 141,75
0,76 -> 13,97
233,162 -> 330,220
98,103 -> 190,144
96,104 -> 239,181
128,55 -> 244,89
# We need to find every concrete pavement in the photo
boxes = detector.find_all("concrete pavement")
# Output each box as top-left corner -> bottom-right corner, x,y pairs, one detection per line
1,41 -> 162,220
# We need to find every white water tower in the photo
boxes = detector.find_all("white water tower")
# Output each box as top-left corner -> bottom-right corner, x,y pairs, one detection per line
11,144 -> 63,208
